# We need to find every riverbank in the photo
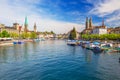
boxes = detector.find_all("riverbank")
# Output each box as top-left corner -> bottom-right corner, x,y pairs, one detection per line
0,41 -> 13,46
0,39 -> 34,46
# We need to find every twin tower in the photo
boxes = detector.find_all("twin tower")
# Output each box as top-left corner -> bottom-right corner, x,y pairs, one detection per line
85,17 -> 93,29
85,17 -> 106,29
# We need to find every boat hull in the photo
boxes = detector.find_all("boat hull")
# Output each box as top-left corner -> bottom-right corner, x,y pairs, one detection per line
92,47 -> 103,53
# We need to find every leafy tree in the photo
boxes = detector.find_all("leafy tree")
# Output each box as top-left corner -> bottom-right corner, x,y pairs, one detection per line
1,30 -> 10,38
81,34 -> 89,40
0,33 -> 1,37
69,27 -> 77,40
81,33 -> 120,40
30,32 -> 37,39
21,32 -> 30,39
10,32 -> 19,39
50,31 -> 55,34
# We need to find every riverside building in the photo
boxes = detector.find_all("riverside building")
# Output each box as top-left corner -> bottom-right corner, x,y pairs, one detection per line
81,17 -> 107,34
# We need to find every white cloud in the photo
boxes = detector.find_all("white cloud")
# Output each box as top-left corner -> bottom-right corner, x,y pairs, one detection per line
88,0 -> 120,27
0,0 -> 84,34
105,11 -> 120,27
38,19 -> 84,34
106,13 -> 120,22
89,0 -> 120,16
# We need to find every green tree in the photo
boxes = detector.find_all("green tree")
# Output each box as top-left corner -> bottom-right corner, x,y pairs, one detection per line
1,30 -> 10,38
81,34 -> 89,40
30,32 -> 37,39
81,33 -> 120,40
50,31 -> 55,34
69,27 -> 77,40
21,32 -> 30,39
0,33 -> 1,37
10,32 -> 19,39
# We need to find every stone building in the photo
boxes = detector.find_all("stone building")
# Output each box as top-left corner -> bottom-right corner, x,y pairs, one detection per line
82,17 -> 93,34
0,17 -> 37,35
0,23 -> 20,34
92,19 -> 107,34
81,17 -> 107,34
108,27 -> 120,34
34,22 -> 37,33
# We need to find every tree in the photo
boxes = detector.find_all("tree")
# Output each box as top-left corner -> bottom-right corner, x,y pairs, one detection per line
0,33 -> 1,37
30,32 -> 37,39
10,32 -> 19,39
69,27 -> 77,40
50,31 -> 55,34
81,34 -> 89,40
1,30 -> 10,38
21,32 -> 30,39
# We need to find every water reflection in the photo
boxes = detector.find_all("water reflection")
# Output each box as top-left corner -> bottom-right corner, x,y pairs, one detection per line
70,46 -> 77,55
0,40 -> 120,80
33,42 -> 37,50
84,49 -> 92,63
0,47 -> 8,63
13,45 -> 20,61
23,43 -> 29,60
0,43 -> 31,63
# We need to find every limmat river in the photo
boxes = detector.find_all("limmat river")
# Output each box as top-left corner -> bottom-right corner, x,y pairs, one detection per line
0,40 -> 120,80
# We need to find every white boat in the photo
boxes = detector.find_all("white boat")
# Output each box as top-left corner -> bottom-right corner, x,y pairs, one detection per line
86,43 -> 95,50
67,40 -> 78,46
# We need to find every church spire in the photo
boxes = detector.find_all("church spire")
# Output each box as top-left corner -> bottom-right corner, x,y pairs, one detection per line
24,16 -> 28,33
102,18 -> 106,28
25,16 -> 28,25
34,22 -> 37,32
89,17 -> 93,29
86,17 -> 89,29
102,18 -> 104,27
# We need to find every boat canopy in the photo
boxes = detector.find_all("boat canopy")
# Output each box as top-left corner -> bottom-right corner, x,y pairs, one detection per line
93,42 -> 100,45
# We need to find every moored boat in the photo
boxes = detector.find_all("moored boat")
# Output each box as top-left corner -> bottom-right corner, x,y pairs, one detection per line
100,43 -> 113,52
113,47 -> 120,52
33,39 -> 40,42
86,43 -> 95,50
67,40 -> 79,46
13,40 -> 24,44
92,46 -> 104,53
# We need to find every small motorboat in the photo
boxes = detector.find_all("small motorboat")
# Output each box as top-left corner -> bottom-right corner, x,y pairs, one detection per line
92,46 -> 103,53
13,41 -> 24,44
67,40 -> 78,46
86,43 -> 95,50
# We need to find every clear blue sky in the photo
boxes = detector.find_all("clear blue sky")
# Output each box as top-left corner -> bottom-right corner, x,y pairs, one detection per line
0,0 -> 120,33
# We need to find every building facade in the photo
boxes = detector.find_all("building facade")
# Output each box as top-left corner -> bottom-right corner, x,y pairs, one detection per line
92,27 -> 107,34
108,27 -> 120,34
34,23 -> 37,33
82,17 -> 93,34
0,23 -> 20,34
82,17 -> 107,35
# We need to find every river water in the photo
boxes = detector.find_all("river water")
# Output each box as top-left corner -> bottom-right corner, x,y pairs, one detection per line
0,40 -> 120,80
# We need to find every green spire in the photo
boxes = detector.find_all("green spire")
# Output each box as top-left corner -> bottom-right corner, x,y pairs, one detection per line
25,16 -> 28,25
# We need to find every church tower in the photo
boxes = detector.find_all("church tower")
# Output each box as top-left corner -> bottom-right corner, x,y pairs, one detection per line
102,18 -> 106,28
86,17 -> 89,29
24,16 -> 28,33
34,22 -> 37,32
89,17 -> 93,29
